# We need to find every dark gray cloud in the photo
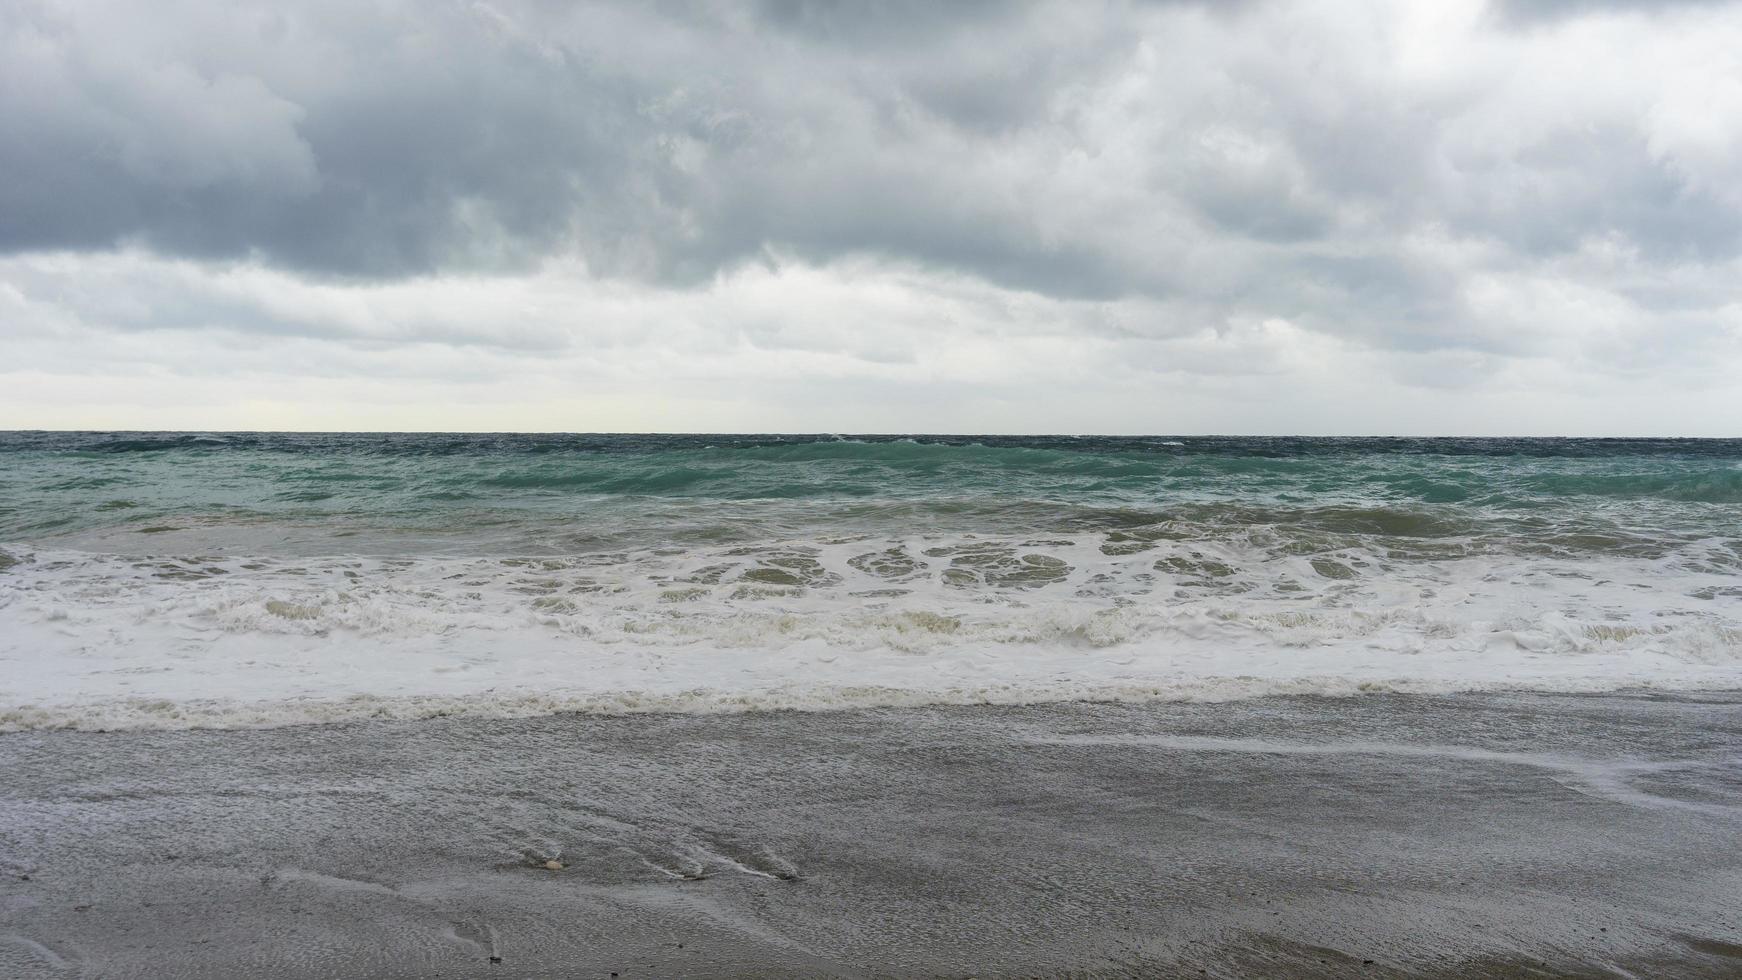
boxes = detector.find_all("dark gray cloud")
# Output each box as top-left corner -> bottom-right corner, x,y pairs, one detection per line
1,0 -> 1740,365
1494,0 -> 1734,24
746,0 -> 1026,46
0,0 -> 1188,297
0,2 -> 657,277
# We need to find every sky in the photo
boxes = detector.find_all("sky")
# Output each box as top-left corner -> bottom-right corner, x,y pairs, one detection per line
1,0 -> 1739,435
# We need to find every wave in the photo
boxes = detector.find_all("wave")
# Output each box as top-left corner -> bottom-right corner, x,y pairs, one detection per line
6,434 -> 1742,575
4,534 -> 1740,731
7,436 -> 1742,520
1516,470 -> 1742,504
10,672 -> 1742,733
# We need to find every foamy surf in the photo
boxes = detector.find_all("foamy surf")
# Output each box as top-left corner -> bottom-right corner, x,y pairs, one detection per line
3,534 -> 1740,730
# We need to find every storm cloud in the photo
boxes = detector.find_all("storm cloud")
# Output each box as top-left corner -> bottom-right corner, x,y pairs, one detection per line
1,0 -> 1739,433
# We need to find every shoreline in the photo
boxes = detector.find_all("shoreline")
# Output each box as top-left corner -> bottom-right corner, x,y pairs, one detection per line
9,678 -> 1742,735
3,691 -> 1741,977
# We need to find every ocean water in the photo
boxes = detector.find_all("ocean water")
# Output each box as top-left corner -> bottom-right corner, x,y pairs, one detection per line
2,432 -> 1740,729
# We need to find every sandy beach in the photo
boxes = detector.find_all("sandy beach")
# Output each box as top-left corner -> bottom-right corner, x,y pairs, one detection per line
3,690 -> 1739,978
8,0 -> 1742,973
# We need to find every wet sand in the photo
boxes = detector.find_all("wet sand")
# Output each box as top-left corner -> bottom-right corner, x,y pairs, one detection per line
2,691 -> 1741,978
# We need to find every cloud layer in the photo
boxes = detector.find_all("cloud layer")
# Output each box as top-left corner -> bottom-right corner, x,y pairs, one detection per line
2,0 -> 1739,433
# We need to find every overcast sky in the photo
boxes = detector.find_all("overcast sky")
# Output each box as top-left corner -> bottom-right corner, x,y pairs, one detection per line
2,0 -> 1739,434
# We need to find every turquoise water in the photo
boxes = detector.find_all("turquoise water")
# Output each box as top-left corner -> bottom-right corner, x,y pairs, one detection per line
3,433 -> 1740,557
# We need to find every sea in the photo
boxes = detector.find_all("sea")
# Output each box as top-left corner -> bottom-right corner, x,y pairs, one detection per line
2,432 -> 1740,730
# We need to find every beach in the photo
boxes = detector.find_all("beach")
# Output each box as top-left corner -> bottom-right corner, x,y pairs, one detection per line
8,0 -> 1742,972
4,433 -> 1741,976
4,691 -> 1740,978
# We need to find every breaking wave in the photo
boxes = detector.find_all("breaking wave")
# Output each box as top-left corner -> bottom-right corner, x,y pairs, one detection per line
4,527 -> 1740,731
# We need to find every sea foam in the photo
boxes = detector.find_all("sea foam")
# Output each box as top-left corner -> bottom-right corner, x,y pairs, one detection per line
4,528 -> 1739,731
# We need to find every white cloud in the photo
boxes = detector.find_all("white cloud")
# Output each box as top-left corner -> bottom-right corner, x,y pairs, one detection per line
2,247 -> 1738,434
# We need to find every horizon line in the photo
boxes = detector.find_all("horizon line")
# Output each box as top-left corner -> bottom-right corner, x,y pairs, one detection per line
3,429 -> 1737,440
